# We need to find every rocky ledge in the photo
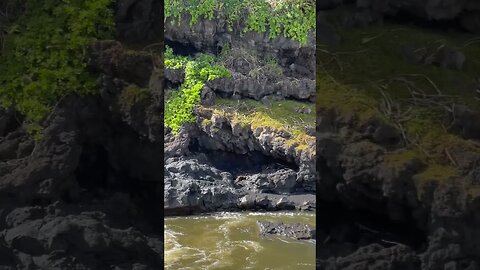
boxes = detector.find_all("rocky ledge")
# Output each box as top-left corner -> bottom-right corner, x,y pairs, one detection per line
315,106 -> 480,269
257,221 -> 316,240
0,68 -> 164,269
318,0 -> 480,34
163,106 -> 316,215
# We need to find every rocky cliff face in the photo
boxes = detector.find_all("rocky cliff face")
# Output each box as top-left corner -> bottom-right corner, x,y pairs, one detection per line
165,13 -> 316,102
315,107 -> 480,269
165,13 -> 316,78
163,10 -> 317,216
0,1 -> 164,268
164,107 -> 316,215
317,2 -> 480,269
318,0 -> 480,34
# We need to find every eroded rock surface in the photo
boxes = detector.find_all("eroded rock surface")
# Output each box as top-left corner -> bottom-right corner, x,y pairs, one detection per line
0,1 -> 164,267
163,117 -> 317,215
318,0 -> 480,34
315,106 -> 480,269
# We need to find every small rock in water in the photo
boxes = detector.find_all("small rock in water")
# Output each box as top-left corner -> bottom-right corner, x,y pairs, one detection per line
257,221 -> 316,240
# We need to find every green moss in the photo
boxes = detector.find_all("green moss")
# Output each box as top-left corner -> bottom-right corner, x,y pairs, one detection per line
317,21 -> 480,169
417,165 -> 458,179
201,118 -> 213,129
215,98 -> 315,130
413,165 -> 458,189
316,73 -> 379,122
211,97 -> 315,153
118,84 -> 151,110
319,22 -> 480,108
383,150 -> 419,167
0,0 -> 114,136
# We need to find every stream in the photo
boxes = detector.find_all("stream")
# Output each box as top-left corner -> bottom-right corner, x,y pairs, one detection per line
164,212 -> 316,269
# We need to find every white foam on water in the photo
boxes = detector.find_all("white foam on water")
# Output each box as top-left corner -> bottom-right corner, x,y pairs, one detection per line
164,211 -> 315,269
238,240 -> 264,252
164,227 -> 209,268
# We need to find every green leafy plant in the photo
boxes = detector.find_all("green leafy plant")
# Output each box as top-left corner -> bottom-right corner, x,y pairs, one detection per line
0,0 -> 114,135
165,0 -> 315,45
165,46 -> 189,69
165,46 -> 231,133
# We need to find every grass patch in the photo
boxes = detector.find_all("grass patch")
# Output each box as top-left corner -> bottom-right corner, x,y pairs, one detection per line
383,150 -> 419,167
319,22 -> 480,108
316,73 -> 379,123
413,164 -> 459,192
318,21 -> 480,194
214,97 -> 315,130
209,97 -> 315,153
317,21 -> 480,167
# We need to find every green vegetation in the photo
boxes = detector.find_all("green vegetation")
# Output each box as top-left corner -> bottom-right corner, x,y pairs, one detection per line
318,22 -> 480,107
165,0 -> 315,45
218,44 -> 284,80
318,21 -> 480,190
413,164 -> 459,199
211,97 -> 315,152
215,98 -> 314,130
165,46 -> 231,133
0,0 -> 114,135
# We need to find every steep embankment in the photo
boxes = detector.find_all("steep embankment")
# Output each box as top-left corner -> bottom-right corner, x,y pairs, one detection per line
163,0 -> 317,215
317,1 -> 480,269
0,1 -> 164,268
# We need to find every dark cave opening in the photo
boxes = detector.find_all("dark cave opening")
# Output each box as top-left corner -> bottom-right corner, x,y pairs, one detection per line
166,39 -> 224,57
165,39 -> 201,56
188,137 -> 299,176
73,134 -> 163,233
75,142 -> 110,191
206,150 -> 298,175
0,111 -> 23,138
316,200 -> 428,259
316,157 -> 428,259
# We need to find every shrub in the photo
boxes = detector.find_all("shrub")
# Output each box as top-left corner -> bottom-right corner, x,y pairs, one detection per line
165,0 -> 315,45
165,46 -> 231,133
0,0 -> 114,135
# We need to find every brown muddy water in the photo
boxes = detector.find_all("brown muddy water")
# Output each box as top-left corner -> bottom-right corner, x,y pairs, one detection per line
164,212 -> 316,269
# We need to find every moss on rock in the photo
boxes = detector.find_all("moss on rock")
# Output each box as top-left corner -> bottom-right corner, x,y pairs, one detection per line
118,84 -> 151,111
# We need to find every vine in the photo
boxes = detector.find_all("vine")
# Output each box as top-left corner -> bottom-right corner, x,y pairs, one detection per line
165,0 -> 315,45
165,46 -> 231,133
0,0 -> 114,135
